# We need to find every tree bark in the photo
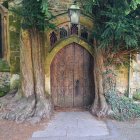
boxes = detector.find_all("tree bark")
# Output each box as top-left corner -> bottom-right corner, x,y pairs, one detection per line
0,29 -> 53,123
21,30 -> 34,97
91,44 -> 109,117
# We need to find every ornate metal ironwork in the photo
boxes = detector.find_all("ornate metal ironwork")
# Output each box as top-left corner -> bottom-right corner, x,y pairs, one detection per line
71,24 -> 78,35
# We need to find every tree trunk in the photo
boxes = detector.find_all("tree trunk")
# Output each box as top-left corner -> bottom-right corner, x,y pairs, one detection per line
21,30 -> 34,97
91,45 -> 109,117
0,29 -> 53,123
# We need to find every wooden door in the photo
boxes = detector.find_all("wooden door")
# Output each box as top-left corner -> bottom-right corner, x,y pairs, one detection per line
51,43 -> 94,108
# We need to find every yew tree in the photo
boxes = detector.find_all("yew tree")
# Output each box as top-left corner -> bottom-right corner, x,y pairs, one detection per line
0,0 -> 53,123
83,0 -> 140,117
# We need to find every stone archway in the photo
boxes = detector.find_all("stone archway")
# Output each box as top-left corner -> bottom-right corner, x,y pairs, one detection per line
45,36 -> 95,103
50,42 -> 95,107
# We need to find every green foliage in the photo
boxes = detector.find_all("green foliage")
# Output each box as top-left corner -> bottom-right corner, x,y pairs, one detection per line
10,0 -> 54,30
21,0 -> 45,30
2,0 -> 8,8
133,92 -> 140,101
84,0 -> 140,53
106,91 -> 140,121
0,85 -> 10,97
22,0 -> 55,30
10,56 -> 20,74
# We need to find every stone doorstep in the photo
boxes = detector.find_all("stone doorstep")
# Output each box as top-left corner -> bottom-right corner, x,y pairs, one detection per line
32,112 -> 111,139
32,127 -> 109,138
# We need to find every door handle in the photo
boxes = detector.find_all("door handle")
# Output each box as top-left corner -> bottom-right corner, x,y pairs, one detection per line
75,80 -> 80,96
75,80 -> 79,87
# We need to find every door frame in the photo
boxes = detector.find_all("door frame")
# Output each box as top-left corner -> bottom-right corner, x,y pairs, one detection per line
45,36 -> 94,95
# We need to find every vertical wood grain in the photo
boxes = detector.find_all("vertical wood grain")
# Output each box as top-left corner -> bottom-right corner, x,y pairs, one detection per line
51,43 -> 94,108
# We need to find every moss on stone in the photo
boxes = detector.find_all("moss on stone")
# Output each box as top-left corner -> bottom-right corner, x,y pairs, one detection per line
10,31 -> 20,51
10,55 -> 20,74
0,85 -> 10,97
0,91 -> 5,97
0,59 -> 10,72
9,12 -> 21,73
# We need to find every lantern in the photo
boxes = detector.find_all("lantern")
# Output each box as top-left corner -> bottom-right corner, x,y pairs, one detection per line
68,1 -> 80,24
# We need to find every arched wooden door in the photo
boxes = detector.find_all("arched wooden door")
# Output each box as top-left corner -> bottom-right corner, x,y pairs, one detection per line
51,43 -> 94,107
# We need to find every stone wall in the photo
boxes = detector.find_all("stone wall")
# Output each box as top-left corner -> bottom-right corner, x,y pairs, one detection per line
0,59 -> 10,72
114,58 -> 140,96
49,0 -> 72,14
49,0 -> 83,15
115,67 -> 129,94
130,58 -> 140,94
9,3 -> 21,74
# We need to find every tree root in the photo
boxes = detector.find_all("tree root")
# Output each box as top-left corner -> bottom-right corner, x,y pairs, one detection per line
0,92 -> 53,123
96,104 -> 108,118
91,105 -> 109,118
91,94 -> 109,118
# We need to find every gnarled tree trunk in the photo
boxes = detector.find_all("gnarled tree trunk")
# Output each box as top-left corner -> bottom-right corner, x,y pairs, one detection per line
20,29 -> 53,121
0,29 -> 53,123
91,44 -> 108,117
91,41 -> 117,117
91,48 -> 108,117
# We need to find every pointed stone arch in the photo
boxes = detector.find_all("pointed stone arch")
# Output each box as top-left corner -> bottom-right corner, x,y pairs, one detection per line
45,36 -> 94,95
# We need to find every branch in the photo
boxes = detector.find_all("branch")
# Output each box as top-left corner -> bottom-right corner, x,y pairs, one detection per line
113,49 -> 136,58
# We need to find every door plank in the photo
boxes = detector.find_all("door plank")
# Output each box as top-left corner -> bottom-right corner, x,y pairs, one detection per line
74,43 -> 84,107
51,43 -> 94,108
57,48 -> 66,107
64,44 -> 74,107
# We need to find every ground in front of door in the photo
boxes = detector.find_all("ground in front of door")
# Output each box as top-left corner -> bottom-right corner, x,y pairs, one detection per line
31,111 -> 118,140
0,110 -> 140,140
